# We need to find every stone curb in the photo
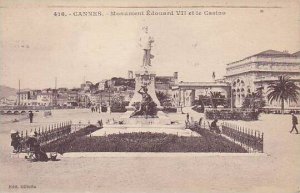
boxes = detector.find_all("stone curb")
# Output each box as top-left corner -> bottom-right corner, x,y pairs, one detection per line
62,152 -> 269,158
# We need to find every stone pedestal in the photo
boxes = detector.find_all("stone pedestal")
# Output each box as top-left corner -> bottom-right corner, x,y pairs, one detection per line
121,110 -> 171,125
126,70 -> 162,111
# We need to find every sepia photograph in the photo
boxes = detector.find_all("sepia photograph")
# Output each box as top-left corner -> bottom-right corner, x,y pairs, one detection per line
0,0 -> 299,192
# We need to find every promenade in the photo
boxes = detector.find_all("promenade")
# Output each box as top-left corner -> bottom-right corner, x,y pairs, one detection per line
0,109 -> 299,193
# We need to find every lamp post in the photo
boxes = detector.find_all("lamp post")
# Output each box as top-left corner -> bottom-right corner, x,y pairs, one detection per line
178,87 -> 183,114
99,90 -> 102,113
18,79 -> 20,106
108,86 -> 111,114
231,82 -> 233,111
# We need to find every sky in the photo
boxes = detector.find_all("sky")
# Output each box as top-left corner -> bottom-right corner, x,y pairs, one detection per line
0,1 -> 299,89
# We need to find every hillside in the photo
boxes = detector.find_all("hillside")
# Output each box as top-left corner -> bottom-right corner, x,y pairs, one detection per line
0,85 -> 17,98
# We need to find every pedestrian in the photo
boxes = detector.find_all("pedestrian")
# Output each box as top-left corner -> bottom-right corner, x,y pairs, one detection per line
29,111 -> 34,123
290,113 -> 299,134
199,117 -> 203,127
186,113 -> 190,122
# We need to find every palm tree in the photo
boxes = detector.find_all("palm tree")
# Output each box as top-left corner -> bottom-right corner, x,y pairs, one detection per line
210,91 -> 223,108
267,75 -> 300,114
156,91 -> 169,106
242,88 -> 266,110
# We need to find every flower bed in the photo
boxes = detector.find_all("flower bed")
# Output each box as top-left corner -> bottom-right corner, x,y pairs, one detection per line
189,125 -> 247,153
43,131 -> 246,153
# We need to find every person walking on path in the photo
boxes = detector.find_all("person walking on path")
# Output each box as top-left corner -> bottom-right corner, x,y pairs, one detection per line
290,113 -> 299,134
29,111 -> 34,123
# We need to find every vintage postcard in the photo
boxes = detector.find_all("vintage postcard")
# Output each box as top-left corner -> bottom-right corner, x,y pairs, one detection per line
0,0 -> 299,193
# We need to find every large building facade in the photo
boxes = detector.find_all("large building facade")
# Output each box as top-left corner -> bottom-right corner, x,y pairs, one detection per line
224,50 -> 300,109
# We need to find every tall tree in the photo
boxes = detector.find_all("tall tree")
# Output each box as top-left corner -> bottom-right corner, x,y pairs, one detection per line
210,91 -> 225,108
242,88 -> 266,110
156,91 -> 170,106
267,75 -> 300,114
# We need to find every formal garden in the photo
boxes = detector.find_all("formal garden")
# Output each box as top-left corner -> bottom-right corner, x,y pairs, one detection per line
41,125 -> 247,153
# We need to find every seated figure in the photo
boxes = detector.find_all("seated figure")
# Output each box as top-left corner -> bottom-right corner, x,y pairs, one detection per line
130,86 -> 157,118
210,119 -> 221,134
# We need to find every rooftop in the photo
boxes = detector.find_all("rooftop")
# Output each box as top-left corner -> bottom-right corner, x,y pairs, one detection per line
253,50 -> 291,57
227,50 -> 300,66
174,81 -> 230,88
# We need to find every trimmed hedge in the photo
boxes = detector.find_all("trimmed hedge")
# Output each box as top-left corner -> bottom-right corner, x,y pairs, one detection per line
162,107 -> 177,113
205,109 -> 260,121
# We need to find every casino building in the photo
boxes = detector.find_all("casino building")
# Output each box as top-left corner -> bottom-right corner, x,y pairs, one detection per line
224,50 -> 300,110
170,49 -> 300,111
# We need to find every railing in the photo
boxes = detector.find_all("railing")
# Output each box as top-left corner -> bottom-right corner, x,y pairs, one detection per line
221,122 -> 264,153
19,121 -> 72,152
71,121 -> 93,133
187,119 -> 264,153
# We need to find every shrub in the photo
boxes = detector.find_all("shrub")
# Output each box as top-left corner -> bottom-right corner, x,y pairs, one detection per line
192,105 -> 204,113
163,107 -> 177,113
205,109 -> 260,121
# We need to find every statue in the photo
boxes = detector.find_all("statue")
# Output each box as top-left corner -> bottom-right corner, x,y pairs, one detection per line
130,85 -> 157,118
139,26 -> 154,69
126,26 -> 162,114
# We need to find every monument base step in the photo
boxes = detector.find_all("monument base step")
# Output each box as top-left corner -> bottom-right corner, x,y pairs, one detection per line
120,111 -> 172,125
91,126 -> 200,137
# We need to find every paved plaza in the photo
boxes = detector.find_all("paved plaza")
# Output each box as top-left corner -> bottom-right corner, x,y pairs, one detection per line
0,109 -> 299,193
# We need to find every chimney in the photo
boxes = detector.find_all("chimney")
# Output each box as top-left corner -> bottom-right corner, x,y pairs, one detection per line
173,72 -> 178,79
173,72 -> 178,85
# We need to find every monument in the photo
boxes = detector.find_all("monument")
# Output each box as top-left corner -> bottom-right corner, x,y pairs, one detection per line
122,26 -> 169,124
126,26 -> 161,112
92,27 -> 199,137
